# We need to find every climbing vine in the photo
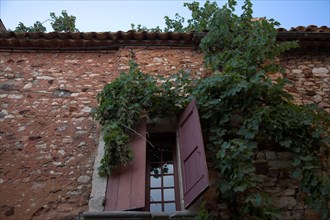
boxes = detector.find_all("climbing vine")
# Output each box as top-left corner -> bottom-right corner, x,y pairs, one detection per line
195,0 -> 329,218
92,62 -> 194,176
94,0 -> 329,218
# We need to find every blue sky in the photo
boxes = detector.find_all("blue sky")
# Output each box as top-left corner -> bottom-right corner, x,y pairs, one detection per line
1,0 -> 329,32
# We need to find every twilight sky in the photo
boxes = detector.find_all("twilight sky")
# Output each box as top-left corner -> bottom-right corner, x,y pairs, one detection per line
1,0 -> 329,32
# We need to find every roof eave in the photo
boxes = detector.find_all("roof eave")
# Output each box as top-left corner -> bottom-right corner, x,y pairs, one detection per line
0,31 -> 329,52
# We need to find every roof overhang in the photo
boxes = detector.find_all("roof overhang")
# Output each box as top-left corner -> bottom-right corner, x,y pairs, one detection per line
0,30 -> 329,52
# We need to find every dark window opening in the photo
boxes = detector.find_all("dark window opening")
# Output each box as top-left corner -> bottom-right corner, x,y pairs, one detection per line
146,134 -> 180,213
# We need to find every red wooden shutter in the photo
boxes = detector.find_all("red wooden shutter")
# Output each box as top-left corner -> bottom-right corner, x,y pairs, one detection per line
105,117 -> 147,211
178,99 -> 209,208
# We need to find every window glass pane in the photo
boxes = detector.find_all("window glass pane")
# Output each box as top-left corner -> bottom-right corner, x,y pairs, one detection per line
163,152 -> 172,161
164,203 -> 176,213
164,188 -> 175,201
163,175 -> 174,187
150,151 -> 161,162
159,139 -> 172,149
150,203 -> 162,212
150,165 -> 161,176
150,176 -> 161,188
150,189 -> 162,202
148,135 -> 177,213
163,163 -> 173,174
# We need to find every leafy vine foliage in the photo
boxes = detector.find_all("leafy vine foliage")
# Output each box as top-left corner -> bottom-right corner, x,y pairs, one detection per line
94,0 -> 329,218
93,62 -> 193,176
93,62 -> 157,176
196,0 -> 329,218
14,21 -> 47,33
131,0 -> 219,32
14,10 -> 78,33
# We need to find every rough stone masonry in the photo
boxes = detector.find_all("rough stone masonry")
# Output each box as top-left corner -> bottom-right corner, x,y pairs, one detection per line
0,48 -> 206,220
0,48 -> 329,220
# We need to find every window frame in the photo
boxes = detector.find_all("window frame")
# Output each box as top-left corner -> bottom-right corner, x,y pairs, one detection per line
104,99 -> 209,212
145,133 -> 181,213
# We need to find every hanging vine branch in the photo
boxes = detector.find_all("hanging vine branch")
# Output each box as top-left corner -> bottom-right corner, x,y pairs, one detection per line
92,62 -> 195,176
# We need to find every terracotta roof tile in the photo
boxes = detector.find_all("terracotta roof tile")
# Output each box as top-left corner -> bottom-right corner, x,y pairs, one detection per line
0,30 -> 197,41
276,25 -> 330,33
0,25 -> 328,51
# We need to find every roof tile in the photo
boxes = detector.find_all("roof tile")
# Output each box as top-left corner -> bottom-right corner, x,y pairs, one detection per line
0,26 -> 328,51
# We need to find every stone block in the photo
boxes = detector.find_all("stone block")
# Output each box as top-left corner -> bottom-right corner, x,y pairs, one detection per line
265,151 -> 277,160
283,188 -> 296,196
267,169 -> 279,178
312,94 -> 322,103
278,171 -> 291,180
0,80 -> 20,91
312,67 -> 329,76
255,162 -> 269,174
277,152 -> 293,160
264,187 -> 282,197
319,102 -> 330,108
296,192 -> 306,202
292,69 -> 303,74
304,81 -> 316,86
303,210 -> 321,220
78,175 -> 91,183
275,196 -> 297,209
256,152 -> 266,161
268,160 -> 292,170
277,179 -> 298,189
282,210 -> 303,220
260,178 -> 276,187
37,76 -> 55,80
8,94 -> 23,99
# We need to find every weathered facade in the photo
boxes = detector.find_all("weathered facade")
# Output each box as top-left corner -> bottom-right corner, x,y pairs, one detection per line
0,26 -> 329,220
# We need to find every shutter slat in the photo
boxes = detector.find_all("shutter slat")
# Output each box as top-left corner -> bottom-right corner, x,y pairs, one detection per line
117,165 -> 134,209
129,122 -> 148,209
178,99 -> 209,208
105,118 -> 147,211
105,169 -> 120,210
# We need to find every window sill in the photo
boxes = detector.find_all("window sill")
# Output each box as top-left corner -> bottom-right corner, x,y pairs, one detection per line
82,210 -> 196,220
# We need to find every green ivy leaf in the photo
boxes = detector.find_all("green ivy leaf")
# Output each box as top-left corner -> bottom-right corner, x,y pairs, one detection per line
301,155 -> 314,162
279,139 -> 292,148
220,181 -> 232,194
255,193 -> 262,206
320,184 -> 330,196
292,168 -> 302,180
234,184 -> 247,192
292,157 -> 301,166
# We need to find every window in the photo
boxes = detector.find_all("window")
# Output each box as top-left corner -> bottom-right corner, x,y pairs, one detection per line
147,134 -> 180,213
104,99 -> 209,212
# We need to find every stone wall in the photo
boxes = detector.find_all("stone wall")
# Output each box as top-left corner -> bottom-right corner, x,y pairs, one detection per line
0,48 -> 207,220
0,52 -> 116,220
0,48 -> 329,220
200,53 -> 330,220
283,53 -> 330,112
202,150 -> 329,219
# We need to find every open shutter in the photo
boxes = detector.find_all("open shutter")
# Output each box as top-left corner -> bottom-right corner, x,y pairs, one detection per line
105,117 -> 147,211
178,99 -> 209,208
